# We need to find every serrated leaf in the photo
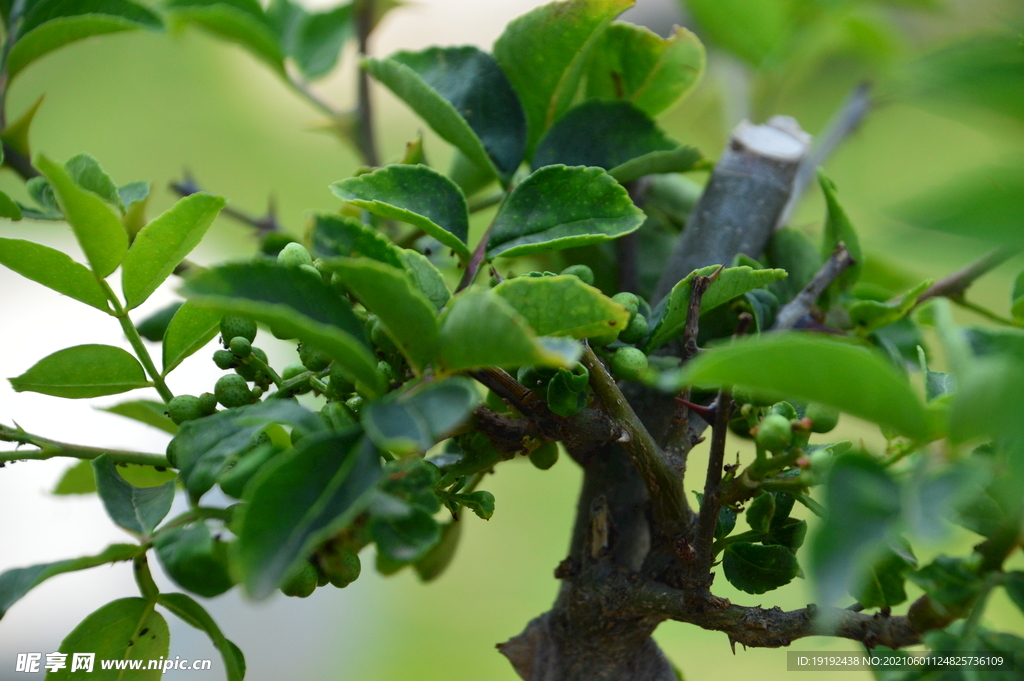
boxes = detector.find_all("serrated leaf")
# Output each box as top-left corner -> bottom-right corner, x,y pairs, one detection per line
492,274 -> 629,339
101,399 -> 178,434
167,0 -> 284,73
161,300 -> 223,375
493,0 -> 632,156
362,378 -> 480,455
819,170 -> 863,291
0,237 -> 111,312
122,192 -> 225,309
65,153 -> 122,210
908,555 -> 981,607
233,432 -> 381,599
670,334 -> 930,439
746,491 -> 775,533
366,46 -> 525,178
0,544 -> 142,620
646,265 -> 788,351
437,290 -> 581,371
158,592 -> 245,681
331,165 -> 470,259
92,454 -> 175,535
154,524 -> 234,597
329,258 -> 439,373
36,154 -> 128,278
486,165 -> 644,259
10,344 -> 149,398
723,542 -> 799,595
586,23 -> 705,116
852,539 -> 917,609
180,261 -> 383,395
309,213 -> 404,268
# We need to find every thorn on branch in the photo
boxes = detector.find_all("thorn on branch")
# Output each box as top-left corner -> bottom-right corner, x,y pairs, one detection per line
171,172 -> 284,235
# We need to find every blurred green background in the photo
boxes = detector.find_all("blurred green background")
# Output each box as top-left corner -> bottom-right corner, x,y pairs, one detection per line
0,0 -> 1022,679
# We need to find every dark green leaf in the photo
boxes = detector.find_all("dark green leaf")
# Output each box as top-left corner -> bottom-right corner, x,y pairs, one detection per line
166,0 -> 284,73
414,519 -> 461,582
362,378 -> 480,455
607,145 -> 703,185
122,193 -> 225,309
161,300 -> 223,375
308,213 -> 403,268
0,544 -> 142,620
10,344 -> 149,398
766,227 -> 822,304
158,592 -> 246,681
819,171 -> 862,291
399,248 -> 450,310
486,165 -> 644,259
1004,572 -> 1024,616
746,492 -> 775,533
331,165 -> 469,259
0,237 -> 111,312
136,301 -> 183,341
371,506 -> 441,564
65,153 -> 122,209
92,454 -> 175,535
493,274 -> 629,339
744,289 -> 779,332
763,518 -> 807,550
908,555 -> 981,607
101,399 -> 178,435
233,432 -> 381,599
722,542 -> 800,595
290,2 -> 352,79
154,524 -> 234,597
853,538 -> 917,609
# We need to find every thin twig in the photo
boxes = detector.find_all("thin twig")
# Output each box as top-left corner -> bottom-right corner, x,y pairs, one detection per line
171,174 -> 283,234
689,389 -> 730,580
915,246 -> 1019,306
456,218 -> 496,292
354,0 -> 380,167
1,424 -> 171,468
771,243 -> 854,330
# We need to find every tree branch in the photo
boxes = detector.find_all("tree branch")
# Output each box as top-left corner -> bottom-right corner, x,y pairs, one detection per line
771,243 -> 855,330
688,390 -> 730,582
171,174 -> 283,234
354,0 -> 380,167
0,424 -> 171,468
915,246 -> 1019,306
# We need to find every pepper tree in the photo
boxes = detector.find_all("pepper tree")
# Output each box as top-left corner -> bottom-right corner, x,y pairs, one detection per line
1,1 -> 1023,680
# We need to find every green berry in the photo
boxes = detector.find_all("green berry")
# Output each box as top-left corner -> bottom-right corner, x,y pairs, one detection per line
213,349 -> 237,370
298,263 -> 322,281
610,346 -> 648,381
529,441 -> 559,470
378,360 -> 396,383
618,313 -> 649,344
280,561 -> 318,598
215,374 -> 251,408
805,403 -> 840,433
220,315 -> 257,345
768,401 -> 798,421
277,242 -> 312,268
229,336 -> 252,358
282,362 -> 307,381
198,392 -> 218,415
250,386 -> 264,400
168,395 -> 203,425
320,401 -> 355,430
560,264 -> 594,286
611,292 -> 640,320
344,395 -> 365,416
322,548 -> 361,588
756,414 -> 793,453
298,343 -> 331,372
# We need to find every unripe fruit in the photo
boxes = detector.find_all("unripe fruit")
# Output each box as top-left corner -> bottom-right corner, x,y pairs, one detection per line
298,263 -> 322,281
198,392 -> 218,416
229,336 -> 252,358
560,264 -> 595,286
618,313 -> 649,344
280,561 -> 318,598
611,292 -> 640,319
756,414 -> 793,453
313,259 -> 331,279
282,362 -> 307,381
345,395 -> 365,416
610,346 -> 648,381
213,349 -> 237,370
805,403 -> 840,433
320,401 -> 355,430
378,360 -> 396,383
215,374 -> 252,409
220,315 -> 257,345
529,441 -> 559,470
298,343 -> 331,372
168,395 -> 203,425
322,548 -> 361,588
277,242 -> 312,268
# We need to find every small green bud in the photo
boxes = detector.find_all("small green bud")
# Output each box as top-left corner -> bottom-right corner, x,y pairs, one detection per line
280,561 -> 318,598
768,401 -> 798,421
282,362 -> 307,381
756,414 -> 793,453
168,395 -> 203,425
298,343 -> 331,372
220,315 -> 257,345
529,441 -> 559,470
250,385 -> 263,401
610,346 -> 648,381
277,242 -> 312,268
345,395 -> 365,416
229,336 -> 252,358
611,292 -> 640,320
198,392 -> 218,416
312,258 -> 331,278
213,349 -> 237,370
298,263 -> 322,281
321,548 -> 361,588
560,264 -> 595,286
378,360 -> 396,383
617,313 -> 649,344
320,401 -> 355,430
805,403 -> 840,433
235,347 -> 268,382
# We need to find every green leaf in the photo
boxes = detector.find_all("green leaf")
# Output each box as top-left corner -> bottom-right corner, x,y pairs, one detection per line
158,592 -> 245,681
746,491 -> 775,533
646,266 -> 788,351
119,180 -> 150,211
684,0 -> 789,65
437,290 -> 581,371
92,454 -> 175,535
47,598 -> 169,680
309,213 -> 404,269
161,300 -> 223,375
181,261 -> 383,395
36,154 -> 128,278
486,165 -> 644,259
763,518 -> 807,551
54,459 -> 177,495
819,170 -> 862,291
0,190 -> 23,219
233,432 -> 381,599
810,454 -> 901,605
671,334 -> 930,439
65,153 -> 122,210
848,280 -> 931,332
950,356 -> 1024,443
101,399 -> 178,435
169,399 -> 325,500
330,164 -> 470,259
607,145 -> 703,185
492,274 -> 630,339
0,237 -> 111,312
765,227 -> 822,304
366,46 -> 526,178
852,539 -> 917,609
329,258 -> 439,373
399,248 -> 450,310
1004,571 -> 1024,616
493,0 -> 632,156
290,2 -> 352,79
136,301 -> 183,341
371,506 -> 441,564
908,555 -> 981,607
10,344 -> 149,398
154,524 -> 234,597
586,23 -> 705,116
722,542 -> 799,594
414,519 -> 461,582
892,164 -> 1024,246
166,0 -> 284,73
362,378 -> 481,455
0,544 -> 142,620
122,192 -> 225,309
7,0 -> 163,80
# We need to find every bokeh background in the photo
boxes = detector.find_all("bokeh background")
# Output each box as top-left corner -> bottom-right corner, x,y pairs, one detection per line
1,0 -> 1022,679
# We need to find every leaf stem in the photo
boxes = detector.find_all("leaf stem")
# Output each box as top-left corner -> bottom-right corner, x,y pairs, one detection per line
102,283 -> 174,403
456,217 -> 497,292
952,298 -> 1018,327
133,553 -> 160,600
0,423 -> 171,467
690,388 -> 730,578
243,351 -> 284,389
